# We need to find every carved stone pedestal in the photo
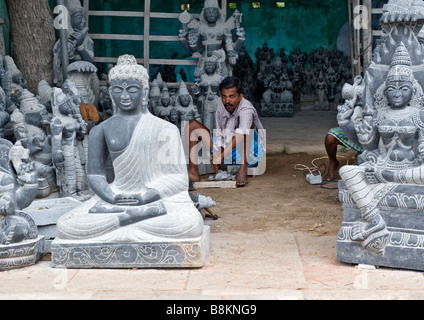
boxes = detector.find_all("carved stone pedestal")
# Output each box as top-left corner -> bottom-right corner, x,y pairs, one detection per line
51,226 -> 210,269
337,181 -> 424,271
0,236 -> 44,271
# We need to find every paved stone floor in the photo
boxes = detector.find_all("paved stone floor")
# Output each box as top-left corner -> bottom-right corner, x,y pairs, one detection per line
1,108 -> 424,301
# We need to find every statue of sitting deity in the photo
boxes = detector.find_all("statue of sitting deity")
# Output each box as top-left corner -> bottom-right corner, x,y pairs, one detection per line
55,54 -> 205,243
261,57 -> 294,117
178,0 -> 245,77
50,84 -> 88,198
12,90 -> 57,198
192,51 -> 224,131
0,139 -> 39,245
337,42 -> 424,254
175,81 -> 201,130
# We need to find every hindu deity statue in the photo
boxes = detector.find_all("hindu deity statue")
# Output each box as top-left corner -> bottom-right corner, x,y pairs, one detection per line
261,56 -> 294,117
0,139 -> 39,245
154,85 -> 173,121
335,1 -> 424,273
51,55 -> 208,268
313,71 -> 329,110
192,51 -> 224,131
337,42 -> 424,255
50,85 -> 88,198
178,0 -> 245,77
175,81 -> 201,130
53,3 -> 95,86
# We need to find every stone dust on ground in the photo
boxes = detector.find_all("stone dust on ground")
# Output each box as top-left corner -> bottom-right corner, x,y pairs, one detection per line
196,150 -> 359,237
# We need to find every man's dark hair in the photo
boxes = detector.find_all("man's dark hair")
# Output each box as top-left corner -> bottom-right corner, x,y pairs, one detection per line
219,76 -> 243,95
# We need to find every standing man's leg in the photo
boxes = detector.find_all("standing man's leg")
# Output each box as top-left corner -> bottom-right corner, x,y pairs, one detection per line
323,133 -> 341,181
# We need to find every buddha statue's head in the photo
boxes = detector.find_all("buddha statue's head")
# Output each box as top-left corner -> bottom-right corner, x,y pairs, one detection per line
385,43 -> 415,109
108,55 -> 149,113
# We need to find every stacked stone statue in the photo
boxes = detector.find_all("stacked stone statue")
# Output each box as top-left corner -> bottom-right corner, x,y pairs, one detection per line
51,55 -> 210,268
178,0 -> 245,131
336,0 -> 424,271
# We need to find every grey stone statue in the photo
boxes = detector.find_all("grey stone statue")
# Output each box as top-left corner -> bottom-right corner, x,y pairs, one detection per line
50,82 -> 88,198
12,90 -> 57,198
192,51 -> 224,131
175,81 -> 201,130
336,0 -> 424,271
0,139 -> 43,270
53,3 -> 95,86
51,55 -> 209,268
178,0 -> 245,77
261,56 -> 294,117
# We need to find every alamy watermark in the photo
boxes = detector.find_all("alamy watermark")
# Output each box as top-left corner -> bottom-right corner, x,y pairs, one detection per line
353,5 -> 370,30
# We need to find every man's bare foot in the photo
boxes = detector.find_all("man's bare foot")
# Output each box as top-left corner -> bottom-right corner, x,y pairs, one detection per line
188,166 -> 201,182
235,166 -> 248,187
323,160 -> 339,181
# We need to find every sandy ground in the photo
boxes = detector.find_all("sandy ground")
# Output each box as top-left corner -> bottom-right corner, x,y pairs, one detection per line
198,150 -> 358,238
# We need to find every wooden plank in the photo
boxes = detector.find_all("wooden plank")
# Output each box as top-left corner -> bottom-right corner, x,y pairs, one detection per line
192,180 -> 237,189
88,10 -> 200,19
90,33 -> 144,41
362,0 -> 373,70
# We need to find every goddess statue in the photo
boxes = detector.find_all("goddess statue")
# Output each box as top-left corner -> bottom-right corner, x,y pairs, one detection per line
54,54 -> 205,245
338,43 -> 424,254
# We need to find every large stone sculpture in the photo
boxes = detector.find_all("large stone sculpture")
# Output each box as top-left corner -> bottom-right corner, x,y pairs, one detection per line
0,139 -> 43,270
336,0 -> 424,271
51,55 -> 209,269
178,0 -> 245,77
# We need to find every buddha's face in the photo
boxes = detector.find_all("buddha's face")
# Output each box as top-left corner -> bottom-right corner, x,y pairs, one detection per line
110,80 -> 143,112
385,80 -> 413,109
204,7 -> 220,23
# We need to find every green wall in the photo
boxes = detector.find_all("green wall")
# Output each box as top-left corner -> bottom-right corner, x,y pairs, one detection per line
48,0 -> 348,70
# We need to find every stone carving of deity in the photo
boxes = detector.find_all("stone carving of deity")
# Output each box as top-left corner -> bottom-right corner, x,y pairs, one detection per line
50,83 -> 88,198
261,57 -> 294,117
51,55 -> 208,268
192,51 -> 224,131
313,71 -> 329,110
336,4 -> 424,269
53,4 -> 95,86
175,81 -> 201,130
154,85 -> 173,122
0,139 -> 39,246
178,0 -> 245,77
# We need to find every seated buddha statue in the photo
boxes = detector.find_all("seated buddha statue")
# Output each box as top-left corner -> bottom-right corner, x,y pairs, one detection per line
56,54 -> 205,242
338,43 -> 424,254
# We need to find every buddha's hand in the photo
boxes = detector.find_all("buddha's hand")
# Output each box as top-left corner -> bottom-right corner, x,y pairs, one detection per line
114,194 -> 144,206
